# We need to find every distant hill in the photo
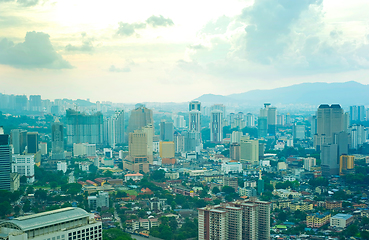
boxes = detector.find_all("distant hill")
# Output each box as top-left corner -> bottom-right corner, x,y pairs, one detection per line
195,81 -> 369,107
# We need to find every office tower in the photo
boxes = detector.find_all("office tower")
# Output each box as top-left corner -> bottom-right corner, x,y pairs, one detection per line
0,207 -> 102,240
314,104 -> 345,150
210,110 -> 223,143
258,117 -> 267,138
267,107 -> 277,135
293,123 -> 306,140
127,105 -> 153,134
29,95 -> 42,112
108,110 -> 125,148
229,113 -> 235,125
12,154 -> 35,183
66,109 -> 104,145
231,131 -> 243,144
339,155 -> 355,176
199,200 -> 271,240
11,129 -> 27,155
183,130 -> 198,152
349,124 -> 366,149
344,112 -> 350,132
73,143 -> 96,157
172,114 -> 186,128
240,137 -> 259,167
124,129 -> 149,173
52,119 -> 65,160
303,157 -> 316,171
174,132 -> 185,153
15,95 -> 28,112
230,143 -> 241,161
51,105 -> 60,115
211,104 -> 226,117
142,124 -> 154,163
246,113 -> 255,127
160,120 -> 174,141
26,132 -> 38,154
311,116 -> 317,136
189,100 -> 201,111
159,141 -> 175,159
321,144 -> 338,176
0,129 -> 12,191
350,105 -> 358,122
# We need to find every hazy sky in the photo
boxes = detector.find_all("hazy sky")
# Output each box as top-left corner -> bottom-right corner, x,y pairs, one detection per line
1,0 -> 369,103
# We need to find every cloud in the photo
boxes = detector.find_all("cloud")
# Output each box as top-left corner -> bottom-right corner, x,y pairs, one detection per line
109,65 -> 131,73
65,32 -> 94,52
116,22 -> 146,37
0,0 -> 42,7
146,15 -> 174,28
0,31 -> 72,69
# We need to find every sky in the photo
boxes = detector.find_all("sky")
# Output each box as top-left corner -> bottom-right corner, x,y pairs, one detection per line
0,0 -> 369,103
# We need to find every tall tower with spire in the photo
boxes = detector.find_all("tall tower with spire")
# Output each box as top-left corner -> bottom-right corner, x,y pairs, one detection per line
257,169 -> 264,195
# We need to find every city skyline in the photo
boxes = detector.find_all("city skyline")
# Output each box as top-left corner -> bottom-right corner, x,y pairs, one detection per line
1,0 -> 369,102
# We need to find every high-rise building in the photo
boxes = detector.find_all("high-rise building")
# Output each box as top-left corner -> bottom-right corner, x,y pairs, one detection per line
349,124 -> 366,149
211,104 -> 226,117
321,144 -> 339,176
160,120 -> 174,142
231,131 -> 243,144
66,109 -> 104,145
303,157 -> 316,171
293,123 -> 306,140
88,191 -> 109,210
12,154 -> 35,183
314,104 -> 345,150
210,110 -> 223,143
350,105 -> 366,122
0,129 -> 12,191
29,95 -> 42,112
52,119 -> 65,160
240,137 -> 259,167
26,132 -> 38,154
123,129 -> 150,173
0,207 -> 102,240
267,106 -> 277,135
15,95 -> 28,112
108,110 -> 125,148
339,155 -> 355,176
172,115 -> 186,128
174,132 -> 185,153
127,106 -> 153,134
189,100 -> 201,111
230,143 -> 241,161
198,199 -> 271,240
245,113 -> 255,127
257,117 -> 267,138
159,141 -> 175,159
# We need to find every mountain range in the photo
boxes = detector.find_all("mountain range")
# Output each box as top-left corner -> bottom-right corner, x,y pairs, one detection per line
194,81 -> 369,107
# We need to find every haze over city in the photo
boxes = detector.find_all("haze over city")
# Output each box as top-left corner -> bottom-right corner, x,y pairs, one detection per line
1,0 -> 369,102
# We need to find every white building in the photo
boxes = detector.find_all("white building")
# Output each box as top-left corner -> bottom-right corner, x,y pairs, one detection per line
0,207 -> 102,240
330,214 -> 354,229
88,191 -> 109,210
57,161 -> 67,173
303,157 -> 316,171
124,173 -> 144,181
153,141 -> 160,153
103,148 -> 113,158
38,142 -> 48,155
283,175 -> 296,182
221,162 -> 242,174
210,110 -> 223,143
12,154 -> 35,183
230,131 -> 243,144
73,143 -> 96,157
278,162 -> 287,170
79,162 -> 91,171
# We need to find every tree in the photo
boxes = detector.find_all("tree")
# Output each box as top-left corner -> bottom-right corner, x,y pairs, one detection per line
346,224 -> 358,237
26,186 -> 34,194
151,170 -> 166,182
169,217 -> 178,230
103,228 -> 133,240
35,189 -> 48,200
361,231 -> 369,239
277,211 -> 288,222
222,186 -> 235,194
0,201 -> 12,217
212,187 -> 220,194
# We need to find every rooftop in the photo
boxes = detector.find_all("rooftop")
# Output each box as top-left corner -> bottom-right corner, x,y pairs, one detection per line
332,214 -> 353,220
0,207 -> 89,231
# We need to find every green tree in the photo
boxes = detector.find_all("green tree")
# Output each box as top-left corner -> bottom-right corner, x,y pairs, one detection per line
346,224 -> 358,237
35,189 -> 48,200
0,201 -> 12,217
103,228 -> 133,240
222,186 -> 235,194
151,170 -> 166,182
212,187 -> 220,194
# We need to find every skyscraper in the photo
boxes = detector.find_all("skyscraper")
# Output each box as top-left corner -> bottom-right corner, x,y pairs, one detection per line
210,110 -> 223,143
124,129 -> 149,173
29,95 -> 42,112
11,129 -> 27,155
66,109 -> 104,145
339,155 -> 355,176
267,106 -> 277,135
189,100 -> 201,111
26,132 -> 38,154
51,119 -> 65,160
160,120 -> 174,142
0,128 -> 12,191
127,106 -> 153,134
314,104 -> 345,150
257,117 -> 267,138
108,110 -> 125,148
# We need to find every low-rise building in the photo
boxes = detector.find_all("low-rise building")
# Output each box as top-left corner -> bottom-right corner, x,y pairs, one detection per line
325,201 -> 342,210
125,173 -> 144,181
290,202 -> 313,212
330,214 -> 354,229
221,161 -> 242,174
306,212 -> 331,228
